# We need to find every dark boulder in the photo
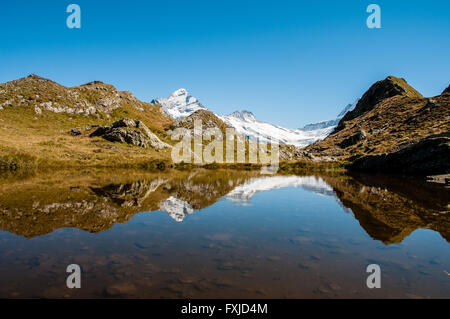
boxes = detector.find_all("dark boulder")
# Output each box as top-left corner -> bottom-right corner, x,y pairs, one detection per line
70,128 -> 82,136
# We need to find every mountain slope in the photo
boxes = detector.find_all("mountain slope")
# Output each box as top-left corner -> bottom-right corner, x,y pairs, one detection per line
219,110 -> 331,147
335,76 -> 423,132
0,74 -> 175,169
170,109 -> 231,133
306,76 -> 450,174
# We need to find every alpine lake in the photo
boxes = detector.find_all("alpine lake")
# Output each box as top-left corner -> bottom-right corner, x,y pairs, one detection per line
0,168 -> 448,298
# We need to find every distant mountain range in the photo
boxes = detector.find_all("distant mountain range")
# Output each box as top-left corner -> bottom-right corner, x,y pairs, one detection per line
299,100 -> 359,131
152,89 -> 357,147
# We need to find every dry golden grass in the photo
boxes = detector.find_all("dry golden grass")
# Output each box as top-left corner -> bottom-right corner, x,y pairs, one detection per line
0,100 -> 176,170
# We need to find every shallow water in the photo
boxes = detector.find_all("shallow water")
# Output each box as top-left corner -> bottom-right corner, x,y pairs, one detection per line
0,169 -> 449,298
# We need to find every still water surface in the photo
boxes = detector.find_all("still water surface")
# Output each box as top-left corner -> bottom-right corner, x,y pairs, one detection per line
0,169 -> 448,298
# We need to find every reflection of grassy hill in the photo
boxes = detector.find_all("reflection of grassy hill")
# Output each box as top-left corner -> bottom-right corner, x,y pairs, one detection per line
165,169 -> 258,209
0,169 -> 258,238
1,168 -> 448,242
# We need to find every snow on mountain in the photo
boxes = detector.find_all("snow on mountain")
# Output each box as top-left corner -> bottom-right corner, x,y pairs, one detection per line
151,88 -> 207,119
152,89 -> 358,148
218,111 -> 331,148
226,176 -> 335,206
299,99 -> 359,131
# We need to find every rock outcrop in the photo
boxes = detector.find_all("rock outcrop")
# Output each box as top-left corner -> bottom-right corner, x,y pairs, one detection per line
349,134 -> 450,174
90,118 -> 171,149
338,130 -> 366,148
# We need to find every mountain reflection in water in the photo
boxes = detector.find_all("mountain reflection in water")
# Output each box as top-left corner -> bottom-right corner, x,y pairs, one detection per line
1,170 -> 448,243
0,169 -> 448,298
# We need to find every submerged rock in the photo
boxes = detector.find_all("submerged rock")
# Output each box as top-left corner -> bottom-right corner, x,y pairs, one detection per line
90,118 -> 170,150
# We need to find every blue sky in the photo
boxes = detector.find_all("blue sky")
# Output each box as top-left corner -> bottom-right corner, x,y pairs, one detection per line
1,0 -> 449,128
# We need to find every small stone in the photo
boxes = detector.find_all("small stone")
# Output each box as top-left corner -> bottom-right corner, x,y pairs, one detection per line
70,128 -> 82,136
34,106 -> 42,115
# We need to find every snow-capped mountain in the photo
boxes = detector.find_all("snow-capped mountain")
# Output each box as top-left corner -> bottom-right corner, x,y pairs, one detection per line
299,100 -> 359,131
218,111 -> 332,147
151,88 -> 207,119
152,89 -> 358,148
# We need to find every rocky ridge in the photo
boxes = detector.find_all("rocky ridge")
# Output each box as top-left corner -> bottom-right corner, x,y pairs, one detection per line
306,76 -> 450,175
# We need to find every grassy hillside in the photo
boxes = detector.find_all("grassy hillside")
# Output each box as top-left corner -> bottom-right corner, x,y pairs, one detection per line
0,75 -> 175,170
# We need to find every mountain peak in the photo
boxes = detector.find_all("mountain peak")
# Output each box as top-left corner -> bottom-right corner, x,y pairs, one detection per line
152,88 -> 207,119
21,74 -> 55,84
335,76 -> 422,132
229,110 -> 256,122
81,80 -> 105,86
27,74 -> 43,79
170,88 -> 190,97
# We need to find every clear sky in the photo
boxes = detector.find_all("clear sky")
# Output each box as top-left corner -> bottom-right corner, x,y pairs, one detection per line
1,0 -> 449,128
